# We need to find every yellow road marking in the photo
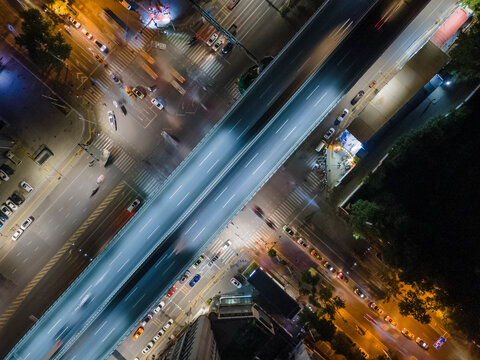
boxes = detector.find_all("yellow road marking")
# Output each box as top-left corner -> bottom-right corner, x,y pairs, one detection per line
0,181 -> 126,329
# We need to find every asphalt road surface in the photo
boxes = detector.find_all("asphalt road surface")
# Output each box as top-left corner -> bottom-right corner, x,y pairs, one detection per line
6,0 -> 432,358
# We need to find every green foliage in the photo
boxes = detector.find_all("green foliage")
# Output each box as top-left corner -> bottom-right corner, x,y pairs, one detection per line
331,332 -> 363,359
297,308 -> 336,342
15,9 -> 71,70
398,291 -> 431,324
353,93 -> 480,342
349,199 -> 382,236
445,21 -> 480,81
300,269 -> 320,286
318,286 -> 333,302
267,248 -> 277,258
299,287 -> 310,296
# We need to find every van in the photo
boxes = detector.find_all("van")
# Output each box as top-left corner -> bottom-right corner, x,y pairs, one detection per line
120,0 -> 132,10
315,140 -> 326,152
34,145 -> 54,165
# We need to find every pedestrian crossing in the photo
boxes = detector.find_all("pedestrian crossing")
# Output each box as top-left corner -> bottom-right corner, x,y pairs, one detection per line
130,168 -> 162,197
165,32 -> 225,80
90,133 -> 136,173
224,81 -> 241,101
206,239 -> 237,266
82,28 -> 156,105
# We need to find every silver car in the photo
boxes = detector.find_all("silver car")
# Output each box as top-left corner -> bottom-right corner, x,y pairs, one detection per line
324,127 -> 335,140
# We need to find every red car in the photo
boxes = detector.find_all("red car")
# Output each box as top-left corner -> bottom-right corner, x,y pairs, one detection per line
166,286 -> 177,298
337,272 -> 348,282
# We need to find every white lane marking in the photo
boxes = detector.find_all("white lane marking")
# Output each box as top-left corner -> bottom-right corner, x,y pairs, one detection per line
94,320 -> 108,335
169,184 -> 182,199
27,240 -> 32,246
235,127 -> 248,141
185,220 -> 198,235
81,285 -> 92,298
283,126 -> 296,141
214,187 -> 228,202
314,93 -> 327,107
58,207 -> 63,212
198,152 -> 212,167
65,212 -> 70,218
252,160 -> 266,175
16,251 -> 21,257
275,118 -> 289,134
109,252 -> 123,266
228,118 -> 242,133
268,92 -> 280,106
332,18 -> 351,37
132,294 -> 146,308
47,318 -> 63,334
306,85 -> 319,100
207,159 -> 219,174
297,57 -> 311,72
117,258 -> 130,273
192,227 -> 206,242
177,192 -> 190,207
244,153 -> 258,168
33,246 -> 39,252
260,84 -> 272,99
223,194 -> 236,209
124,287 -> 137,302
23,258 -> 29,263
147,225 -> 160,239
101,327 -> 116,343
68,195 -> 74,201
24,353 -> 31,360
139,217 -> 152,233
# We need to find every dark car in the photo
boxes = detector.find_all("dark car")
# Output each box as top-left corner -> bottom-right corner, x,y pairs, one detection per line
252,206 -> 263,218
208,254 -> 219,267
120,105 -> 127,115
179,270 -> 191,284
283,225 -> 294,236
222,42 -> 234,55
0,164 -> 15,175
265,218 -> 275,228
189,274 -> 201,287
323,262 -> 336,273
11,193 -> 24,205
351,90 -> 365,105
193,255 -> 205,268
0,213 -> 7,222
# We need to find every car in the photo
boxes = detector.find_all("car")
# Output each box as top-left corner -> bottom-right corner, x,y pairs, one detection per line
6,199 -> 18,211
334,109 -> 349,126
415,337 -> 429,350
189,274 -> 201,287
369,80 -> 376,88
193,255 -> 205,268
221,240 -> 231,250
297,238 -> 308,247
20,217 -> 34,230
265,218 -> 275,228
401,328 -> 415,340
337,272 -> 348,282
315,140 -> 327,152
358,348 -> 369,359
166,286 -> 177,297
142,341 -> 153,354
369,302 -> 383,314
81,28 -> 93,40
94,53 -> 106,66
132,327 -> 143,340
283,225 -> 294,236
323,127 -> 335,140
0,169 -> 9,181
140,313 -> 153,327
208,254 -> 219,266
110,72 -> 120,84
127,199 -> 141,212
162,319 -> 174,331
107,111 -> 117,130
227,0 -> 240,10
383,315 -> 398,327
231,277 -> 242,288
11,193 -> 24,205
125,86 -> 134,97
323,262 -> 336,273
154,301 -> 165,314
12,229 -> 23,241
252,206 -> 263,217
71,19 -> 81,29
212,39 -> 223,51
179,270 -> 191,284
206,33 -> 219,46
1,205 -> 11,216
354,288 -> 366,299
95,40 -> 108,52
151,97 -> 164,110
132,87 -> 144,99
310,250 -> 321,260
0,213 -> 7,222
20,181 -> 33,192
222,42 -> 234,55
1,164 -> 15,175
153,329 -> 165,341
351,90 -> 365,105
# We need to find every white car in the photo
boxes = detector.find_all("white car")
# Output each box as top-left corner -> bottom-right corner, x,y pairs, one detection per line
162,319 -> 174,332
20,181 -> 33,192
1,204 -> 11,216
206,33 -> 218,46
127,199 -> 141,212
141,341 -> 153,355
20,216 -> 34,230
152,329 -> 165,342
0,170 -> 9,181
212,39 -> 223,52
81,28 -> 93,40
230,277 -> 242,288
12,229 -> 23,241
107,111 -> 117,130
6,199 -> 18,211
221,240 -> 232,250
151,97 -> 164,110
324,127 -> 335,140
334,109 -> 349,126
153,301 -> 165,314
71,19 -> 81,29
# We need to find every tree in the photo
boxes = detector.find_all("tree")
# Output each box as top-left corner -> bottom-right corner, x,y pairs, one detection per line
267,248 -> 277,258
398,291 -> 431,324
298,308 -> 336,342
318,286 -> 333,303
349,199 -> 382,236
15,9 -> 71,71
300,269 -> 320,287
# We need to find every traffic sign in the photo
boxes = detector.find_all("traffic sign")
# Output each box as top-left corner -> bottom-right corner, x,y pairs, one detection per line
433,336 -> 446,349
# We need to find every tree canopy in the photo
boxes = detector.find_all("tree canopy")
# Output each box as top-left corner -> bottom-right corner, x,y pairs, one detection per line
350,92 -> 480,342
15,9 -> 71,71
